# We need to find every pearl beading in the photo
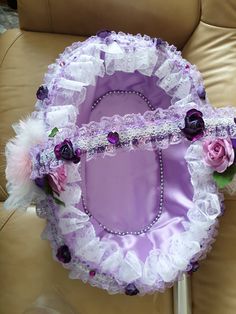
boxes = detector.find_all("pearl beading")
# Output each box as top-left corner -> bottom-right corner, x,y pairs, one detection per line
81,90 -> 164,235
91,89 -> 156,112
81,149 -> 164,236
75,107 -> 236,159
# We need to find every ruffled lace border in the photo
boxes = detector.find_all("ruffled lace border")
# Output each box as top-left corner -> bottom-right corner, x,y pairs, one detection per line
39,140 -> 222,294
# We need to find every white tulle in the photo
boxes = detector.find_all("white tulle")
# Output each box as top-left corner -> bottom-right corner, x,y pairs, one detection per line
65,163 -> 81,183
118,251 -> 143,283
59,186 -> 82,205
58,207 -> 89,235
39,31 -> 205,112
46,105 -> 78,128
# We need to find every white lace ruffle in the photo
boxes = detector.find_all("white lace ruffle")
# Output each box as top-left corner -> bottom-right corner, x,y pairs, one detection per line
38,31 -> 206,113
39,140 -> 222,295
5,32 -> 229,294
38,103 -> 236,163
76,109 -> 235,160
34,33 -> 226,294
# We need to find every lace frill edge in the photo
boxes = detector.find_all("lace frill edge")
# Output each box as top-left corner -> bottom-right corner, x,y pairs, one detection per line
34,103 -> 236,163
35,31 -> 207,114
38,141 -> 222,295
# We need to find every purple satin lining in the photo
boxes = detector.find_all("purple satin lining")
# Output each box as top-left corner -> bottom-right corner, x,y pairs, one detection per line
78,71 -> 193,262
76,71 -> 171,126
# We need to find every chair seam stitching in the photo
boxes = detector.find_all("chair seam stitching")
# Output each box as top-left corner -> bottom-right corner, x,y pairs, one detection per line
201,19 -> 236,30
0,185 -> 8,200
0,31 -> 23,67
0,210 -> 16,231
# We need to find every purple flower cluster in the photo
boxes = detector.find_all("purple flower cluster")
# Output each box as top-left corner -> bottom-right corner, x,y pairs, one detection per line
125,283 -> 139,296
96,29 -> 112,39
107,131 -> 120,145
54,139 -> 81,164
56,245 -> 71,263
182,109 -> 205,141
36,85 -> 48,101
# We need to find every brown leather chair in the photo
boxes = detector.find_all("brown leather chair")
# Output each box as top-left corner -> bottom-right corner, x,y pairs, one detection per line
1,1 -> 236,313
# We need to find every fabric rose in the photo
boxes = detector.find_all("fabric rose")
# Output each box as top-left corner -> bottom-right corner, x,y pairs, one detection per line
54,139 -> 80,163
48,165 -> 67,195
36,85 -> 48,100
35,165 -> 67,195
182,109 -> 205,141
203,138 -> 234,173
96,29 -> 111,39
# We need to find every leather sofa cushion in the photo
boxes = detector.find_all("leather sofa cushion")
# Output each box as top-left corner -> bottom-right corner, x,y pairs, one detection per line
183,21 -> 236,107
191,199 -> 236,314
0,203 -> 173,314
183,19 -> 236,314
202,0 -> 236,28
17,0 -> 200,49
0,30 -> 83,201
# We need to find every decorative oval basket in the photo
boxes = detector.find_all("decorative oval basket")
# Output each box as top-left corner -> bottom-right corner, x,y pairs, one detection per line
5,31 -> 236,295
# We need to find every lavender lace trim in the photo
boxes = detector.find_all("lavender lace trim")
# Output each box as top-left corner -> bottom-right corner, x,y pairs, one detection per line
35,105 -> 236,164
34,31 -> 206,114
7,31 -> 233,294
36,141 -> 222,295
78,107 -> 236,157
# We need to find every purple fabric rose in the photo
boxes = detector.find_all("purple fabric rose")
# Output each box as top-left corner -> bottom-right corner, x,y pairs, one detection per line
54,139 -> 80,163
125,283 -> 139,296
197,85 -> 206,100
56,245 -> 71,263
107,131 -> 120,144
96,29 -> 111,39
54,139 -> 74,160
35,176 -> 47,189
155,38 -> 164,47
188,261 -> 199,275
203,138 -> 234,173
36,85 -> 48,100
48,165 -> 67,195
182,109 -> 205,141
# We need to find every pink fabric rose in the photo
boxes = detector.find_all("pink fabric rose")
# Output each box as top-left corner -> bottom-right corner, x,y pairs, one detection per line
203,138 -> 234,173
48,165 -> 67,195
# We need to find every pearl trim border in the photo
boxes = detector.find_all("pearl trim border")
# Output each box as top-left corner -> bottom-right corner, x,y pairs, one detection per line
81,149 -> 164,236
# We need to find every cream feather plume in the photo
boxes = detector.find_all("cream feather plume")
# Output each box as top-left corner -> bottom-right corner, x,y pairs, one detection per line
4,117 -> 47,210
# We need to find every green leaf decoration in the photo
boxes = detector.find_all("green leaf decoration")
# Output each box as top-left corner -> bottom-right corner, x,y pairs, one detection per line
39,175 -> 65,206
53,196 -> 65,207
213,164 -> 236,189
49,127 -> 59,138
43,178 -> 53,196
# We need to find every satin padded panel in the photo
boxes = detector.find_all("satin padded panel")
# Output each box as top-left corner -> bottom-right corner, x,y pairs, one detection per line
0,30 -> 83,201
202,0 -> 236,28
182,21 -> 236,108
0,204 -> 173,314
18,0 -> 200,49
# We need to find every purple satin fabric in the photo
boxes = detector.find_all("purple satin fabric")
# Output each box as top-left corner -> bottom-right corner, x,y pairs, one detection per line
76,71 -> 171,126
78,71 -> 193,262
